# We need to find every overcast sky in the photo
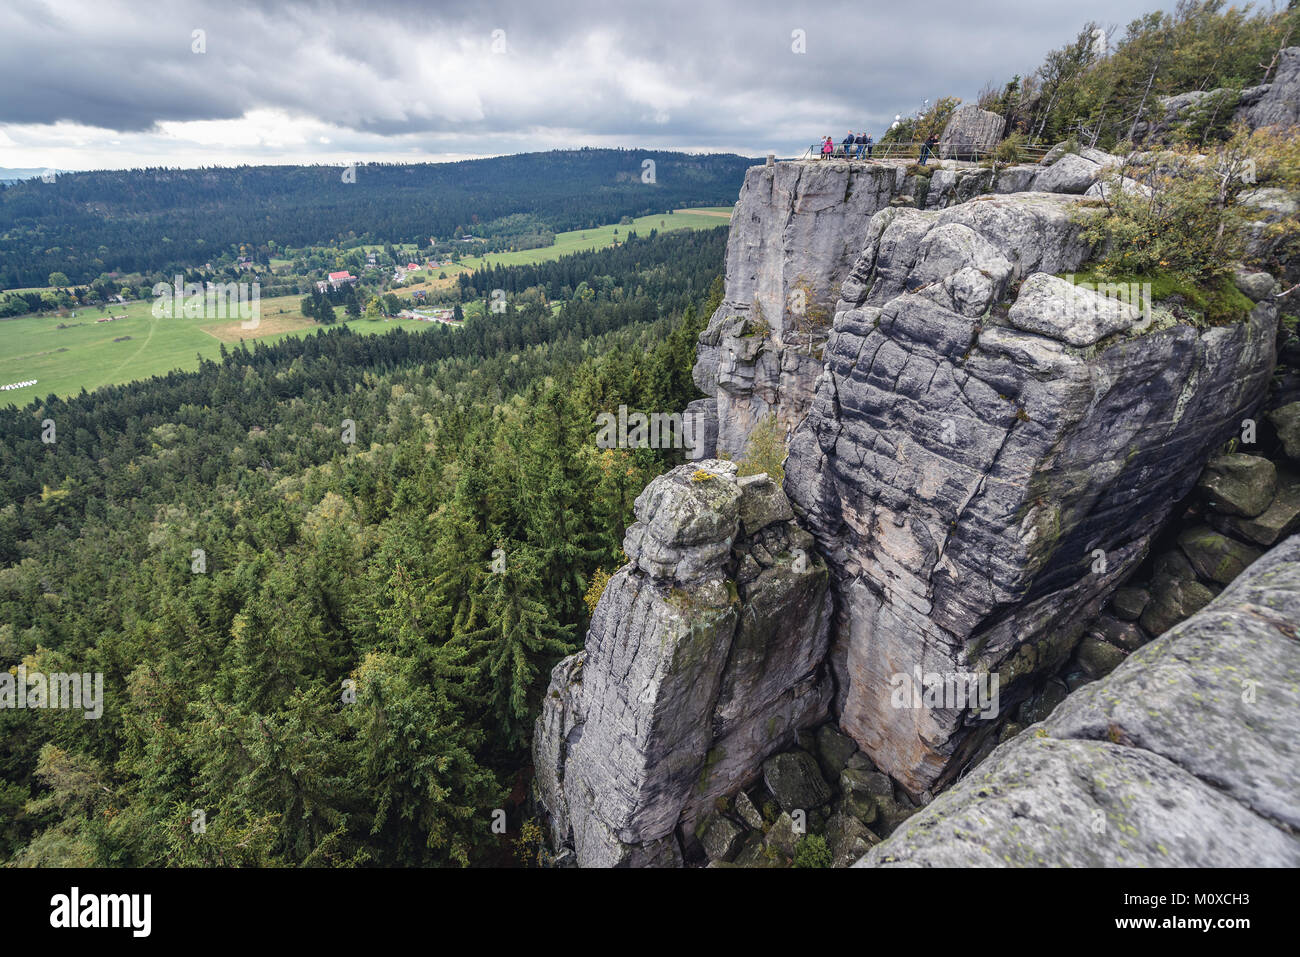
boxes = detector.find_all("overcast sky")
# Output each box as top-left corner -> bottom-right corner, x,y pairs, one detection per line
0,0 -> 1183,171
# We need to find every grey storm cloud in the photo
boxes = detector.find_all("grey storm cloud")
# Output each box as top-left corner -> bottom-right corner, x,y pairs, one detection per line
0,0 -> 1175,162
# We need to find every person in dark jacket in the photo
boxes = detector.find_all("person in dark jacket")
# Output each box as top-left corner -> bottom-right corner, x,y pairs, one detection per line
919,132 -> 939,165
854,132 -> 867,158
842,131 -> 855,158
864,132 -> 874,158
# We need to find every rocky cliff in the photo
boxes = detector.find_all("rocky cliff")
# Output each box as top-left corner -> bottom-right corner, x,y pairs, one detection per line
690,159 -> 1042,462
534,149 -> 1286,865
857,532 -> 1300,867
534,462 -> 833,866
785,192 -> 1276,793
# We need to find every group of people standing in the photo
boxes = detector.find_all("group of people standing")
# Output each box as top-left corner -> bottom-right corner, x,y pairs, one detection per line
820,130 -> 873,159
817,130 -> 941,163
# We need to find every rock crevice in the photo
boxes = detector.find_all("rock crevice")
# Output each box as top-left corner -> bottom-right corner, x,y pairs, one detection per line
858,533 -> 1300,867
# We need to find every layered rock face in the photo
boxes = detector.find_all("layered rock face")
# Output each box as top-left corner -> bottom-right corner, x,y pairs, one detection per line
691,159 -> 1046,463
784,191 -> 1278,793
857,533 -> 1300,867
533,461 -> 833,866
692,162 -> 906,461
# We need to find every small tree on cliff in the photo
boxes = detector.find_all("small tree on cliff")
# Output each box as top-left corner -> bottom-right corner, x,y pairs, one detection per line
1081,123 -> 1300,288
738,414 -> 786,485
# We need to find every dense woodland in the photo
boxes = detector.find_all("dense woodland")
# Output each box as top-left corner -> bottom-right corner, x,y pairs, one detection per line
0,227 -> 724,866
0,149 -> 750,288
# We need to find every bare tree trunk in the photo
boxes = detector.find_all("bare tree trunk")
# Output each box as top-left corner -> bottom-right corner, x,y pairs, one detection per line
1128,45 -> 1167,143
1261,26 -> 1295,84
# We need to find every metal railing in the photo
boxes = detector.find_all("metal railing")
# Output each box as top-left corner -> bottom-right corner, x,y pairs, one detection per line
804,141 -> 1053,163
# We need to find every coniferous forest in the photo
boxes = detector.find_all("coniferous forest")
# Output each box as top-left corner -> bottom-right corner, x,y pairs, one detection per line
0,226 -> 725,866
0,149 -> 750,288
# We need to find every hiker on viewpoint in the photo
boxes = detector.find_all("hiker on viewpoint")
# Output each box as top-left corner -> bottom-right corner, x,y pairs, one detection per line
843,131 -> 855,158
864,132 -> 874,158
854,131 -> 867,158
919,133 -> 939,165
821,136 -> 834,158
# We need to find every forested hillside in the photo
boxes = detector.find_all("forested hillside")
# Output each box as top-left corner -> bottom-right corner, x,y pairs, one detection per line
0,149 -> 751,288
983,0 -> 1297,146
882,1 -> 1298,151
0,226 -> 725,866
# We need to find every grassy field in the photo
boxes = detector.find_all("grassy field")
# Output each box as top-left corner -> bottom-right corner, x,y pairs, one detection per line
456,208 -> 732,269
0,206 -> 732,403
0,296 -> 439,404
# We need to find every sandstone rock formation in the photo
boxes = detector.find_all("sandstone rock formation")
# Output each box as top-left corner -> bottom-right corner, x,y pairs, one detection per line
533,461 -> 833,866
784,190 -> 1277,793
691,162 -> 906,461
938,105 -> 1005,159
690,158 -> 1053,464
535,155 -> 1287,866
857,533 -> 1300,867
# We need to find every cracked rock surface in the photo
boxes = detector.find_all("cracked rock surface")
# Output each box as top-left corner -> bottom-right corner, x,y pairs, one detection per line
784,192 -> 1276,793
858,534 -> 1300,867
533,462 -> 833,866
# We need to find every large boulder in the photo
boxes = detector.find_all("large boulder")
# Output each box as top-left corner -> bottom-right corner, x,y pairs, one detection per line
785,191 -> 1277,793
532,461 -> 834,866
1110,587 -> 1149,622
1197,453 -> 1276,518
1268,402 -> 1300,460
1008,273 -> 1147,346
1140,550 -> 1215,636
813,723 -> 859,781
858,534 -> 1300,867
761,749 -> 833,812
1208,467 -> 1300,546
938,105 -> 1005,159
1032,152 -> 1102,194
1177,525 -> 1263,586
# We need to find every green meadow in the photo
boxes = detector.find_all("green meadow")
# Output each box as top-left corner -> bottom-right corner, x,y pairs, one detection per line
456,207 -> 732,269
0,207 -> 731,404
0,297 -> 429,405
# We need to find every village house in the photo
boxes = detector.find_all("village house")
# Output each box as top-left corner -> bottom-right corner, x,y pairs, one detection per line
316,270 -> 357,293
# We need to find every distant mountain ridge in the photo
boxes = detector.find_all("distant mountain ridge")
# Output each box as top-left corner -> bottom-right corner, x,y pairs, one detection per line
0,168 -> 60,185
0,149 -> 754,287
